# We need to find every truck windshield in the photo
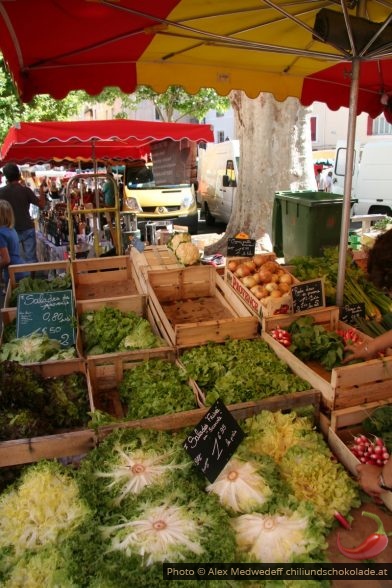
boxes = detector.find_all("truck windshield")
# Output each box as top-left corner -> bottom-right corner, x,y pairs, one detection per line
125,161 -> 154,187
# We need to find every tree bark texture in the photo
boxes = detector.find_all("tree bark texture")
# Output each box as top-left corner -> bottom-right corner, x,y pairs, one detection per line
205,91 -> 316,255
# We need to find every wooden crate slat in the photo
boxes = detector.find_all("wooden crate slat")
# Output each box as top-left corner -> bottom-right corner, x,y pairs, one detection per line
175,317 -> 259,348
130,246 -> 182,294
332,379 -> 392,410
72,255 -> 140,299
331,356 -> 392,388
96,389 -> 321,440
76,294 -> 146,316
262,306 -> 340,332
147,266 -> 216,301
0,430 -> 96,467
330,398 -> 392,432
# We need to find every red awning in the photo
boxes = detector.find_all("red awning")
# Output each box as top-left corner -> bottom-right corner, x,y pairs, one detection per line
0,120 -> 214,165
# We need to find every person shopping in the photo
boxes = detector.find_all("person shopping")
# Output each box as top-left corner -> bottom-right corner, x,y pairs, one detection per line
0,163 -> 45,264
343,330 -> 392,498
343,329 -> 392,363
0,200 -> 27,289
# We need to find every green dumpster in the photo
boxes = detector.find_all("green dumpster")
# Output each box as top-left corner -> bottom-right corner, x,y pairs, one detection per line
272,191 -> 345,261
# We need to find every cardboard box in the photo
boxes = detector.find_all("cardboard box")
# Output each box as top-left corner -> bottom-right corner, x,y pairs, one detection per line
262,306 -> 392,411
146,265 -> 259,348
225,255 -> 298,318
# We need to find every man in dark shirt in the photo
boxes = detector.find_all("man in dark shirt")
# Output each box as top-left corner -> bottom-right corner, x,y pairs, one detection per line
0,163 -> 45,263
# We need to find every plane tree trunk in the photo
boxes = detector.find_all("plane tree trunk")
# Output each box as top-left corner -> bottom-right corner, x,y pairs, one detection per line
204,91 -> 316,255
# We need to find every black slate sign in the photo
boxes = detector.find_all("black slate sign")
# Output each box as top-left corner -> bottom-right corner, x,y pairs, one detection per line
183,398 -> 245,483
227,237 -> 256,257
291,279 -> 325,313
16,289 -> 75,347
339,303 -> 366,325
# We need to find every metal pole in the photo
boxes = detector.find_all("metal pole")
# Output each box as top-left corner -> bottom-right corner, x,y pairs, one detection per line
335,57 -> 360,307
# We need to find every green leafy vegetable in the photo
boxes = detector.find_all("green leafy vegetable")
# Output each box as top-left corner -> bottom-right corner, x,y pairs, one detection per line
0,332 -> 77,363
0,361 -> 90,440
9,274 -> 72,306
80,307 -> 164,355
119,358 -> 197,419
231,501 -> 327,564
287,316 -> 345,370
180,338 -> 311,405
66,428 -> 237,587
0,461 -> 90,563
362,406 -> 392,452
279,445 -> 360,525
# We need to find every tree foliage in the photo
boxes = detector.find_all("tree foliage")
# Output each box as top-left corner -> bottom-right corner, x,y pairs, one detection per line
0,55 -> 83,143
133,86 -> 230,122
83,85 -> 230,122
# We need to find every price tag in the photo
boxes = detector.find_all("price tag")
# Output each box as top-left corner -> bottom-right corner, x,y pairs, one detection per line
291,279 -> 325,313
227,238 -> 256,257
16,289 -> 76,348
183,399 -> 245,483
339,303 -> 365,325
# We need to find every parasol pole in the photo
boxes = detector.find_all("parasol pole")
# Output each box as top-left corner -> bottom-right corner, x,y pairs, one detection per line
91,138 -> 101,257
335,57 -> 360,307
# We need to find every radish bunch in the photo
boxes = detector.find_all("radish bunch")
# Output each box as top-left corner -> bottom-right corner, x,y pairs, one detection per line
349,434 -> 390,466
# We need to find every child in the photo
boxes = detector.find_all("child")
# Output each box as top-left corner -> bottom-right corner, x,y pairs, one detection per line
0,200 -> 27,290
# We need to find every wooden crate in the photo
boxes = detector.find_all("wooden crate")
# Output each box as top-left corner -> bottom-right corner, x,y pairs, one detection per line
130,245 -> 182,294
0,358 -> 95,467
71,255 -> 140,301
225,256 -> 298,318
2,259 -> 71,311
76,294 -> 173,358
262,306 -> 392,412
327,402 -> 392,511
146,265 -> 260,348
87,350 -> 200,419
96,388 -> 321,441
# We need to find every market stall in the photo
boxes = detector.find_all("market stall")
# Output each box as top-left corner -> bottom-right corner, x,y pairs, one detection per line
1,243 -> 392,586
1,3 -> 392,582
0,119 -> 214,258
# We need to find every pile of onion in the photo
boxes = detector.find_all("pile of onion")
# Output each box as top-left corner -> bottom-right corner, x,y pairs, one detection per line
227,256 -> 293,303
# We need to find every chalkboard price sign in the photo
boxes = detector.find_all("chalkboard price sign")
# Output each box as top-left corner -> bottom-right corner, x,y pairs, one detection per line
183,398 -> 245,483
291,279 -> 325,314
227,238 -> 256,257
16,289 -> 75,347
339,303 -> 366,325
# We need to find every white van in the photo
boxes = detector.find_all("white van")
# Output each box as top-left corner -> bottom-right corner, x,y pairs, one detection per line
333,141 -> 392,216
197,140 -> 240,224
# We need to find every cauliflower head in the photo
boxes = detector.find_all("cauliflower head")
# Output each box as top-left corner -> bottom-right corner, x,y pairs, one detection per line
175,242 -> 201,266
167,232 -> 192,252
